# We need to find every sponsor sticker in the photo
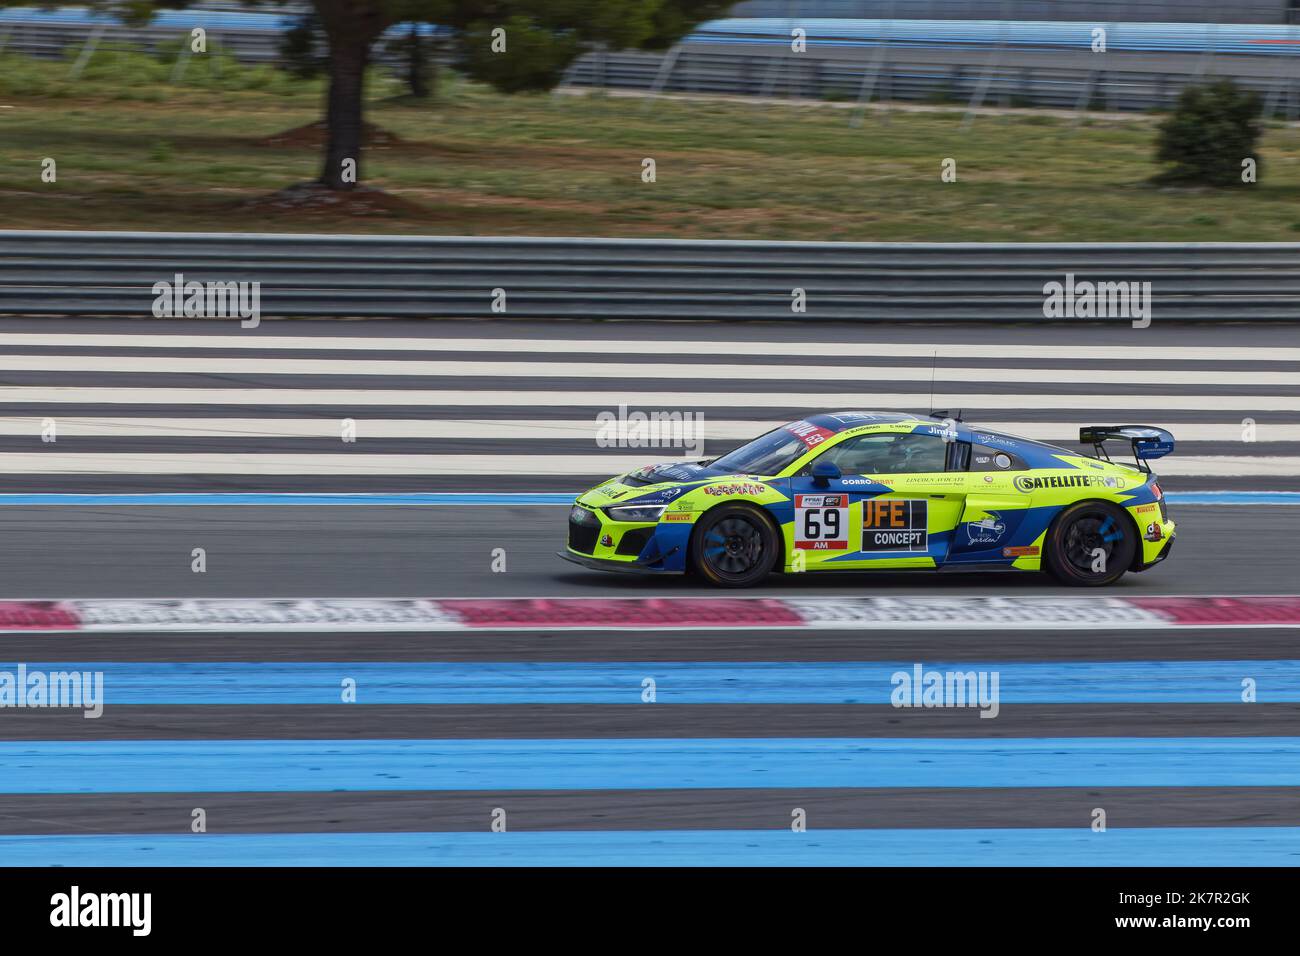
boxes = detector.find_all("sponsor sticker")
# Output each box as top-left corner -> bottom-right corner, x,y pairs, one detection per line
924,422 -> 959,441
1014,474 -> 1107,493
900,475 -> 966,485
784,420 -> 837,449
663,512 -> 694,522
1002,546 -> 1040,558
794,494 -> 851,550
703,482 -> 766,497
965,512 -> 1007,546
861,499 -> 928,553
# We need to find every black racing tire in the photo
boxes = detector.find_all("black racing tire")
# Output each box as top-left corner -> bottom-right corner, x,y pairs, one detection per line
1045,500 -> 1137,587
690,503 -> 780,588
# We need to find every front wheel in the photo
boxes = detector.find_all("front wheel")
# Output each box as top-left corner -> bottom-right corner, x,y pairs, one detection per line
1045,501 -> 1136,587
690,504 -> 779,588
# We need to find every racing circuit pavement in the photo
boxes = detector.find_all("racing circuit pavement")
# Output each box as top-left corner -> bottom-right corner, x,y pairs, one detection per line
0,501 -> 1287,598
0,317 -> 1297,865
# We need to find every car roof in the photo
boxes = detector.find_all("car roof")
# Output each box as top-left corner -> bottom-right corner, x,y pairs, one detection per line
790,412 -> 1107,470
799,411 -> 927,432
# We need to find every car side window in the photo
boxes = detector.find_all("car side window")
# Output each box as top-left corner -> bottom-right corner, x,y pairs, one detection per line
968,443 -> 1028,472
818,433 -> 949,475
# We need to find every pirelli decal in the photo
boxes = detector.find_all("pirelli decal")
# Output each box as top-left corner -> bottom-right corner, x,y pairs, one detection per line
861,499 -> 928,553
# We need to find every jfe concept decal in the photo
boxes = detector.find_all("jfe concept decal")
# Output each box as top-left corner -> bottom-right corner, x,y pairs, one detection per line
862,499 -> 928,553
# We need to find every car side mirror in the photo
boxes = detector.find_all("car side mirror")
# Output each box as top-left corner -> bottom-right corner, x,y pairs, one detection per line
810,460 -> 841,488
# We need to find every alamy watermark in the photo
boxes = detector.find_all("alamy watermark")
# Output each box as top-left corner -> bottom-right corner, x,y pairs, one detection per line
595,404 -> 705,457
50,886 -> 150,935
151,272 -> 261,328
1043,273 -> 1151,328
891,662 -> 1000,718
0,664 -> 103,718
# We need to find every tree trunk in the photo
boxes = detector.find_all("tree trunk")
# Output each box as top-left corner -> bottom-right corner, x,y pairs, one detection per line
408,24 -> 429,99
315,2 -> 387,190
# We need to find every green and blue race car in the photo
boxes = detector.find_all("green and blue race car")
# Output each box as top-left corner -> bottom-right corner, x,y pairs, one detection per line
559,411 -> 1175,587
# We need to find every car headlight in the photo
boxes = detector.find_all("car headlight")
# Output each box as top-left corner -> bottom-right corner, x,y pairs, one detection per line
604,504 -> 667,522
569,505 -> 599,525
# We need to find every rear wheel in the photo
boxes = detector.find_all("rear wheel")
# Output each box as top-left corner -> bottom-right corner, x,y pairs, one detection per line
1045,501 -> 1136,587
690,504 -> 779,588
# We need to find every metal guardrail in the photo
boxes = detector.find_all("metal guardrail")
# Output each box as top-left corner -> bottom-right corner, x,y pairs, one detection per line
1,231 -> 1298,321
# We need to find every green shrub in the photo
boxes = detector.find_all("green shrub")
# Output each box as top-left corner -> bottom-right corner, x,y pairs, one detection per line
1153,79 -> 1263,186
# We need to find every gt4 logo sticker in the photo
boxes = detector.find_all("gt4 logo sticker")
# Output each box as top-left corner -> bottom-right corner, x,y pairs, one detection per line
794,494 -> 850,551
862,499 -> 928,553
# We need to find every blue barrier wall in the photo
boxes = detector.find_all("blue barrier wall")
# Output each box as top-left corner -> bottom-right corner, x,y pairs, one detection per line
731,1 -> 1291,26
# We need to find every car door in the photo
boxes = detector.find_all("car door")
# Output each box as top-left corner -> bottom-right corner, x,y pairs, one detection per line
787,430 -> 967,569
945,440 -> 1035,566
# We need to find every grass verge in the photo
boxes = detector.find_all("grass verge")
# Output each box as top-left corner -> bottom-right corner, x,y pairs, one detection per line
2,47 -> 1299,239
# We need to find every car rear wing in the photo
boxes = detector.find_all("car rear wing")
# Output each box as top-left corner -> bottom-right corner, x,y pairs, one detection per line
1079,426 -> 1175,473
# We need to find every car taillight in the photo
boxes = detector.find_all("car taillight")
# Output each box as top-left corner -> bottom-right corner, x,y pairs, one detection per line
1149,480 -> 1168,521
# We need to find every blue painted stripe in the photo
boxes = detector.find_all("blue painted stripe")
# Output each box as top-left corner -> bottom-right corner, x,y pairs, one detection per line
0,491 -> 1291,506
17,660 -> 1296,704
1,738 -> 1296,793
1165,492 -> 1300,505
0,828 -> 1297,866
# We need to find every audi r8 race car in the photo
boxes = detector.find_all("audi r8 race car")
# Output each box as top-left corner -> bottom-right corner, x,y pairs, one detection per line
559,412 -> 1176,587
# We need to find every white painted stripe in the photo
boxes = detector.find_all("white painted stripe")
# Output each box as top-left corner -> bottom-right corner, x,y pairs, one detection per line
0,453 -> 1288,476
0,418 -> 1296,442
0,353 -> 1294,386
0,333 -> 1296,363
1,387 -> 1297,411
0,453 -> 689,475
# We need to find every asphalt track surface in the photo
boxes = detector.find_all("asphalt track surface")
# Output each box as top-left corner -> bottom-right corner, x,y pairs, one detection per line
0,317 -> 1296,861
0,502 -> 1296,841
0,502 -> 1285,598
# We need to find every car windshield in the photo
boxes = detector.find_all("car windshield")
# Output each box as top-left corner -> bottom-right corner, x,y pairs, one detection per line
711,425 -> 812,476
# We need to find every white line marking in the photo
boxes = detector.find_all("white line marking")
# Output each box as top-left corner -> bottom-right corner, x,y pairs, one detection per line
0,333 -> 1295,362
0,418 -> 1295,442
0,453 -> 1288,475
2,388 -> 1299,410
0,353 -> 1294,385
